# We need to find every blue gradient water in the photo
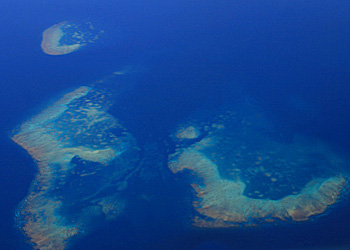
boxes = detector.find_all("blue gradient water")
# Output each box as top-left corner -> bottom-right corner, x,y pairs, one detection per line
0,1 -> 349,249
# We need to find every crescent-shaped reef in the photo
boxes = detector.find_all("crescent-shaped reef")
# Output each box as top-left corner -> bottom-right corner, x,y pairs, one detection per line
41,21 -> 102,55
169,106 -> 348,228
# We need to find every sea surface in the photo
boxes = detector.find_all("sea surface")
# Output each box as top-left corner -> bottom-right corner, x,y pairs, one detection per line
0,1 -> 350,249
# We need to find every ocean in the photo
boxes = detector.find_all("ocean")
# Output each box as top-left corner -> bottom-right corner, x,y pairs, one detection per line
0,0 -> 349,249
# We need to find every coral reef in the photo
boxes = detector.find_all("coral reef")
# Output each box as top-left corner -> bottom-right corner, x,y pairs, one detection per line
12,84 -> 136,249
41,21 -> 102,55
169,108 -> 347,227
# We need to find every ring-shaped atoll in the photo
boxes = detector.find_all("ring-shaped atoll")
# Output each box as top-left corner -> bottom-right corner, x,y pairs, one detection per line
169,104 -> 348,228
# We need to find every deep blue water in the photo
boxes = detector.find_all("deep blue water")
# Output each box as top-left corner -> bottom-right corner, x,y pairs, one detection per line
1,0 -> 350,249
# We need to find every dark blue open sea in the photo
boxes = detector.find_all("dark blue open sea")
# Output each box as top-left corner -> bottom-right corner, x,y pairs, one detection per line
1,1 -> 350,249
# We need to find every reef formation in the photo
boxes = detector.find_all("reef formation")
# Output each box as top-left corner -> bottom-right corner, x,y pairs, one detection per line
169,107 -> 348,228
175,126 -> 201,140
41,21 -> 103,55
12,78 -> 139,249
